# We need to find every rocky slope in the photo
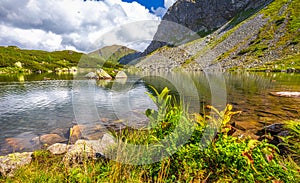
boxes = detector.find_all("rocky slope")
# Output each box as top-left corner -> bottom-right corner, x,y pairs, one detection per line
137,0 -> 300,71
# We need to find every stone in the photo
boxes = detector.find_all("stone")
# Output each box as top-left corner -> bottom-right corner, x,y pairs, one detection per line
68,125 -> 85,144
63,133 -> 116,164
63,140 -> 100,164
96,69 -> 112,79
115,71 -> 127,78
47,143 -> 70,155
40,134 -> 67,146
2,133 -> 40,154
263,123 -> 284,134
0,152 -> 33,177
85,72 -> 98,79
270,92 -> 300,98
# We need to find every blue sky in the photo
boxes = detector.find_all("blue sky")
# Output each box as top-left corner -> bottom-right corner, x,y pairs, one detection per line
0,0 -> 177,52
122,0 -> 164,10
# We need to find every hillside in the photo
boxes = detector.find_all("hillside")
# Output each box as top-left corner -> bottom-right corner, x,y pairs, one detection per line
86,45 -> 138,68
137,0 -> 300,72
0,45 -> 136,74
0,46 -> 83,73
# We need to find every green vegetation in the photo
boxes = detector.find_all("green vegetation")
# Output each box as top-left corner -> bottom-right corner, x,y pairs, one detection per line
234,0 -> 300,68
247,53 -> 300,72
1,87 -> 299,182
0,45 -> 132,74
0,46 -> 83,73
194,0 -> 300,70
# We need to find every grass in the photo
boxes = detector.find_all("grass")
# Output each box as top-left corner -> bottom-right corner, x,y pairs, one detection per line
1,87 -> 299,182
247,53 -> 300,72
0,46 -> 125,74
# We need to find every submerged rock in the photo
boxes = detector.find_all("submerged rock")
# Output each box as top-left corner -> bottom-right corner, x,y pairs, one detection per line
40,134 -> 67,146
68,124 -> 107,144
2,133 -> 40,154
0,152 -> 33,177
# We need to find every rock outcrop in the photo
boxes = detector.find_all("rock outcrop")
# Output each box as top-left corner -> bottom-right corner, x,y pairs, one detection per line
144,0 -> 270,55
137,0 -> 299,71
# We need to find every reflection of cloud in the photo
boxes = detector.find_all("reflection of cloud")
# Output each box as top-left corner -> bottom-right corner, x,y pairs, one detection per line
0,0 -> 160,52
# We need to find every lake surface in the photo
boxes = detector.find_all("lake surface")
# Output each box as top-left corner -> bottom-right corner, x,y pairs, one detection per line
0,72 -> 299,155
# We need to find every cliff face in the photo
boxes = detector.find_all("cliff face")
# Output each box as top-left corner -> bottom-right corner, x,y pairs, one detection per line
144,0 -> 270,55
137,0 -> 300,71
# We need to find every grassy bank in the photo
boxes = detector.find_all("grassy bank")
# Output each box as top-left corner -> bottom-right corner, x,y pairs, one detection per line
1,88 -> 299,182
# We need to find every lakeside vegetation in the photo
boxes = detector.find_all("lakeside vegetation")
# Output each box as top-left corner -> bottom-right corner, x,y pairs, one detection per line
1,87 -> 299,182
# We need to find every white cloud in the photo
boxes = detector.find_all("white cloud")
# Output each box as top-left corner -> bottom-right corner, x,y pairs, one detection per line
151,0 -> 177,18
0,0 -> 161,52
164,0 -> 177,9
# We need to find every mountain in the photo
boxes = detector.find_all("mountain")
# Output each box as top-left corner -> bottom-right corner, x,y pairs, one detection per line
88,45 -> 137,62
137,0 -> 300,72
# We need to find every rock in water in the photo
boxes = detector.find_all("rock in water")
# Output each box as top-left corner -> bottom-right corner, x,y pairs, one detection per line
96,69 -> 112,79
0,152 -> 33,177
2,133 -> 40,154
270,92 -> 300,98
115,71 -> 127,78
40,134 -> 67,146
85,72 -> 98,79
68,125 -> 85,144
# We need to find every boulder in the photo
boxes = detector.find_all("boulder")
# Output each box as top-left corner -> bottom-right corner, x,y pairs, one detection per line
96,69 -> 112,79
0,152 -> 33,177
40,134 -> 67,146
263,123 -> 284,134
68,124 -> 107,144
68,125 -> 84,144
85,72 -> 98,79
47,143 -> 70,155
2,134 -> 40,154
115,71 -> 127,78
63,133 -> 116,164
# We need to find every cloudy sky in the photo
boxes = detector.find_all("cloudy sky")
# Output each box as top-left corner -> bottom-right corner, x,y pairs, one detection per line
0,0 -> 177,52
